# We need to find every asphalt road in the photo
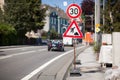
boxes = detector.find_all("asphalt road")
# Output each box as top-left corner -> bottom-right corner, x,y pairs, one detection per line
0,45 -> 84,80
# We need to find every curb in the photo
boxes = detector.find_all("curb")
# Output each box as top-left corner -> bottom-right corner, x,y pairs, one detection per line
56,46 -> 88,80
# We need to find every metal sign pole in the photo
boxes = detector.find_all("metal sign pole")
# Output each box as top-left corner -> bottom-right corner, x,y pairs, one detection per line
65,3 -> 82,76
73,38 -> 76,69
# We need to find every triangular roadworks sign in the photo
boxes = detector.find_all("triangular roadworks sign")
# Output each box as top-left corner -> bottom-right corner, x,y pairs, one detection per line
63,20 -> 83,38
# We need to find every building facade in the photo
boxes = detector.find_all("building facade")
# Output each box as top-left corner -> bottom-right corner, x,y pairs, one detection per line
43,4 -> 69,35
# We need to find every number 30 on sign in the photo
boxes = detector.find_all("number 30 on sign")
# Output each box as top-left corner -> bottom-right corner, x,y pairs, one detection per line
66,4 -> 82,18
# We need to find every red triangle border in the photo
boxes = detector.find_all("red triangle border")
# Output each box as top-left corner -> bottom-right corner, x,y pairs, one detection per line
63,20 -> 83,38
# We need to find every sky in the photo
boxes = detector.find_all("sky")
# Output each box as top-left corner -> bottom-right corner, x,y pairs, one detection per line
42,0 -> 83,12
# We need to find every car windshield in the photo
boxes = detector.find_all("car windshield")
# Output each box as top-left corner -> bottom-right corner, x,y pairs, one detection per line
52,40 -> 61,44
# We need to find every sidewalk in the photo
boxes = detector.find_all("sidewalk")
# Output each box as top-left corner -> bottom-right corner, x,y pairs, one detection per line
66,46 -> 105,80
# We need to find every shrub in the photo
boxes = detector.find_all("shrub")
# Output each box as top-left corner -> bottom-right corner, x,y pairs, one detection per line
93,42 -> 101,53
0,23 -> 17,45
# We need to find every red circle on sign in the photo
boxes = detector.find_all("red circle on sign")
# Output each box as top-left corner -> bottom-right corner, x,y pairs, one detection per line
66,4 -> 82,18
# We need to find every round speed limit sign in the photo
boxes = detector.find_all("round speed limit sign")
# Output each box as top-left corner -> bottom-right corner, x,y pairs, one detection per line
66,4 -> 82,18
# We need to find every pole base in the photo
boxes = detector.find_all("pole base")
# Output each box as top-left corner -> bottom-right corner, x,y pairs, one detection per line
70,68 -> 82,76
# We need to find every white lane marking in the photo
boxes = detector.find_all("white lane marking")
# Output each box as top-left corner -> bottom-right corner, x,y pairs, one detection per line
21,46 -> 85,80
0,55 -> 13,60
0,46 -> 45,51
0,49 -> 46,60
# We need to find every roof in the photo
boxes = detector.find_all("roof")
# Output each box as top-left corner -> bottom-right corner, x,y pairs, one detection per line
42,4 -> 69,19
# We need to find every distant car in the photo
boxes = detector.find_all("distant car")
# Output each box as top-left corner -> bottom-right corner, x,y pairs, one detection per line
63,37 -> 73,46
63,37 -> 79,46
47,40 -> 64,51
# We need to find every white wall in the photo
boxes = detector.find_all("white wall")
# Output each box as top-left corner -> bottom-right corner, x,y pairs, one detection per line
113,32 -> 120,66
43,15 -> 49,32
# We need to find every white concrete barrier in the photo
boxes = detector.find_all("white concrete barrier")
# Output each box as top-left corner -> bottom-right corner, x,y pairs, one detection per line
105,67 -> 120,80
102,34 -> 112,45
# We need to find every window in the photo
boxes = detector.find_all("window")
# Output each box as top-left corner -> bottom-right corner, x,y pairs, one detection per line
60,18 -> 62,24
51,17 -> 53,24
54,18 -> 56,24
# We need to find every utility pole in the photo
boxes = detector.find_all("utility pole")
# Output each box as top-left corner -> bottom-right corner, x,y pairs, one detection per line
103,0 -> 105,26
95,0 -> 100,42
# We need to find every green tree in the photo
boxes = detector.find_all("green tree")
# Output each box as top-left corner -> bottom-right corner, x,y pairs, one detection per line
4,0 -> 47,31
0,23 -> 17,45
81,0 -> 94,15
101,0 -> 120,33
0,7 -> 17,45
81,0 -> 94,32
112,0 -> 120,32
4,0 -> 47,44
